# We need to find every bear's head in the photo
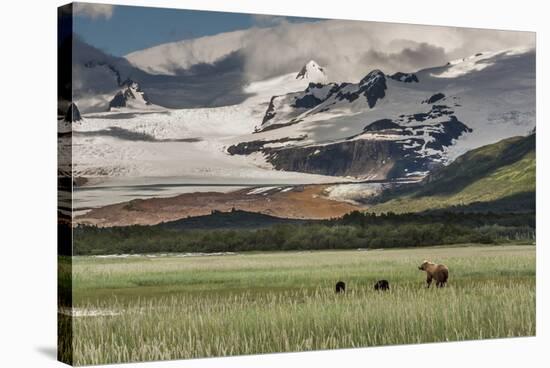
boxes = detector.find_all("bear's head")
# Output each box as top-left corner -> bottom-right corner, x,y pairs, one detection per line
418,260 -> 431,270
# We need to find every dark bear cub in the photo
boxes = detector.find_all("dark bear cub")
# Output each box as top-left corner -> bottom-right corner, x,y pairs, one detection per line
335,281 -> 346,293
374,279 -> 390,291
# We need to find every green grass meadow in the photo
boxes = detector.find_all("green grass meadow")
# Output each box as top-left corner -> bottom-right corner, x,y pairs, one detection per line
60,245 -> 535,365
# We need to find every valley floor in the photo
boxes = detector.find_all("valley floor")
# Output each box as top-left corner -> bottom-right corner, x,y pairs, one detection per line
60,244 -> 535,365
74,183 -> 373,226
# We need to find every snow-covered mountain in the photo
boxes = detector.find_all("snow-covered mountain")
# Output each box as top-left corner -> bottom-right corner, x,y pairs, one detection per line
58,102 -> 82,135
258,69 -> 386,132
227,48 -> 535,179
108,80 -> 158,111
71,46 -> 535,212
64,102 -> 82,122
296,60 -> 328,83
70,62 -> 333,193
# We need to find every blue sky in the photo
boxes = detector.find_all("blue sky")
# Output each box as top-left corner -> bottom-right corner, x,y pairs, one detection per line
73,4 -> 319,56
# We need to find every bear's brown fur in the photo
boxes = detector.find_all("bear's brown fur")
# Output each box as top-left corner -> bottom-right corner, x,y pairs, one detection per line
418,260 -> 449,288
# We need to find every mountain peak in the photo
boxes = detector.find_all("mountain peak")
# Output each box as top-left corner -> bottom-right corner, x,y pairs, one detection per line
64,102 -> 82,122
296,60 -> 328,83
109,79 -> 151,111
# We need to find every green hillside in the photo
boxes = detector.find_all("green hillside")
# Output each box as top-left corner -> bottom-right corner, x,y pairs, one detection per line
370,134 -> 535,213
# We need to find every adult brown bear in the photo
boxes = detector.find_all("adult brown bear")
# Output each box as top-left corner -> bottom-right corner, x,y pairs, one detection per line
418,260 -> 449,288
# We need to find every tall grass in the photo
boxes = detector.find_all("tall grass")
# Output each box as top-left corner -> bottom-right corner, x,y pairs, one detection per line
63,245 -> 535,365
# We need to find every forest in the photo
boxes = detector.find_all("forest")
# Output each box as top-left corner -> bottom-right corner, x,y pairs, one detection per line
73,211 -> 535,255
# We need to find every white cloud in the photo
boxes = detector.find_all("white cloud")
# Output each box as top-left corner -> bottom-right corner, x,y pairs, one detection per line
238,20 -> 535,81
74,3 -> 114,20
125,18 -> 535,82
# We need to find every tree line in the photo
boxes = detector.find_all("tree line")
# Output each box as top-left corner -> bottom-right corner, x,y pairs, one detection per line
73,211 -> 535,255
